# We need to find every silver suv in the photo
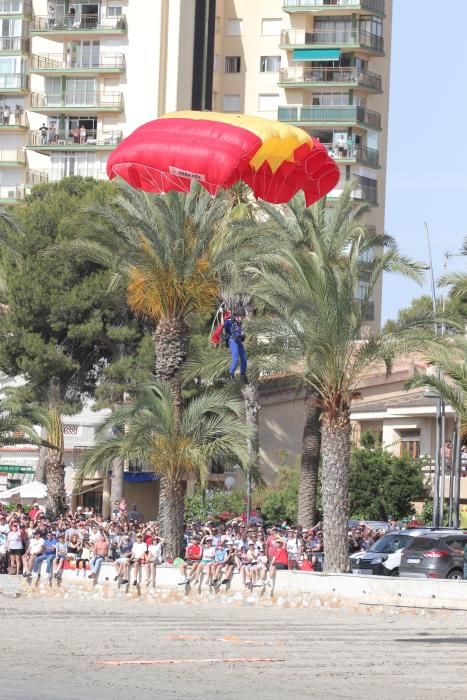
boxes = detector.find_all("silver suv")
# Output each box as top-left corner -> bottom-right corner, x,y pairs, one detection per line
399,530 -> 467,580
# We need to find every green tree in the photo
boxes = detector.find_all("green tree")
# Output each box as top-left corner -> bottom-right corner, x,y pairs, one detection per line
256,464 -> 300,525
249,184 -> 431,572
78,381 -> 251,558
0,178 -> 145,502
350,447 -> 427,521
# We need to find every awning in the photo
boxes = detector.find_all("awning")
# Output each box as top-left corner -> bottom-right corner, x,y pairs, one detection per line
124,471 -> 159,483
293,49 -> 341,61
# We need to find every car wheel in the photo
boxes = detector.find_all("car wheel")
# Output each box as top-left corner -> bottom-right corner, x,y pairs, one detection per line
389,568 -> 399,577
447,570 -> 463,580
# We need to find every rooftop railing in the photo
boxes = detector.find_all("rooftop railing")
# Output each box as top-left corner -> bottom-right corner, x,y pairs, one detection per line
31,14 -> 127,33
31,52 -> 125,71
278,104 -> 382,129
0,36 -> 29,51
283,0 -> 384,13
28,129 -> 122,147
0,72 -> 28,90
280,27 -> 384,52
30,91 -> 124,110
278,66 -> 382,91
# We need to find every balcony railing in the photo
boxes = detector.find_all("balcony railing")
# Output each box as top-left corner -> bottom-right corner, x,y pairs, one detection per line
30,91 -> 124,110
0,0 -> 31,13
328,177 -> 378,205
31,52 -> 125,72
0,110 -> 27,127
278,104 -> 382,129
31,14 -> 127,33
278,66 -> 382,91
323,142 -> 379,167
0,147 -> 26,163
26,168 -> 48,185
280,28 -> 384,52
283,0 -> 384,13
0,185 -> 26,201
46,169 -> 108,182
28,129 -> 122,148
0,72 -> 28,89
0,36 -> 29,51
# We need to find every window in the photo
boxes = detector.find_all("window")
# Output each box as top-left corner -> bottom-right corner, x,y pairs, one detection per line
225,56 -> 241,73
258,93 -> 279,112
261,18 -> 282,36
260,55 -> 280,73
107,5 -> 122,17
223,93 -> 240,112
312,92 -> 350,106
399,430 -> 420,460
226,18 -> 242,36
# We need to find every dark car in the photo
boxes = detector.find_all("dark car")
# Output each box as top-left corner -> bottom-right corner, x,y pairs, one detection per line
399,531 -> 467,580
350,530 -> 429,576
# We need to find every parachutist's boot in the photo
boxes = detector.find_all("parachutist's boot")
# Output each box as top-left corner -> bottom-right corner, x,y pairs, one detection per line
229,374 -> 235,383
240,373 -> 249,384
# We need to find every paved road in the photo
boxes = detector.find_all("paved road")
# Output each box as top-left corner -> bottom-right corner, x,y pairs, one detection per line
1,597 -> 466,699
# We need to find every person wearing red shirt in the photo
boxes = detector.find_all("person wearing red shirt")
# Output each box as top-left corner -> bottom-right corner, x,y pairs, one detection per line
178,536 -> 203,584
270,539 -> 288,575
28,504 -> 42,522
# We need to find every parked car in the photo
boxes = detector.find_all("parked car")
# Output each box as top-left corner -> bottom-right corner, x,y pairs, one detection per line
350,530 -> 430,576
399,530 -> 467,580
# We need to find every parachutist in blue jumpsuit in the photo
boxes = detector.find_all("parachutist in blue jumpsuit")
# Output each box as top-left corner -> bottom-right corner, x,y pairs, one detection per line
224,310 -> 248,383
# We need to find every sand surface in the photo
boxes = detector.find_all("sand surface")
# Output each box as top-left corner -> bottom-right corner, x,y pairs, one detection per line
1,596 -> 466,699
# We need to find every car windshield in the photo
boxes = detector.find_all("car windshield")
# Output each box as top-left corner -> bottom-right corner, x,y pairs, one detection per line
368,534 -> 408,554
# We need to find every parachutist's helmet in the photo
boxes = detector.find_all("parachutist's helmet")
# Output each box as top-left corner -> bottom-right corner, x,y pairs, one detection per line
223,309 -> 232,319
233,306 -> 246,318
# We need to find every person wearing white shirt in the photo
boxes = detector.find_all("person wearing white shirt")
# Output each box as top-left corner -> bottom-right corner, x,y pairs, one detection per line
130,534 -> 147,586
145,535 -> 164,587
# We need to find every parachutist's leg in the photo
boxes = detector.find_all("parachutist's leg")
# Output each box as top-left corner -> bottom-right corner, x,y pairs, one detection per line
229,340 -> 239,377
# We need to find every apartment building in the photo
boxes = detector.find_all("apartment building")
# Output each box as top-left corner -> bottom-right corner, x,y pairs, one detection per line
0,0 -> 214,195
213,0 -> 392,327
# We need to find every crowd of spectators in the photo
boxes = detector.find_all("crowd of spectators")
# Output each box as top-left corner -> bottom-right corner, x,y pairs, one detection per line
0,499 -> 420,589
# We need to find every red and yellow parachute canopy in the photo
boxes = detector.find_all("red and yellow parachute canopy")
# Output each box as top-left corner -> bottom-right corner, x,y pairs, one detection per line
107,111 -> 339,206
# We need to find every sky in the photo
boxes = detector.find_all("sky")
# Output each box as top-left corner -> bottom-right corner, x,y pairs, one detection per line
382,0 -> 467,322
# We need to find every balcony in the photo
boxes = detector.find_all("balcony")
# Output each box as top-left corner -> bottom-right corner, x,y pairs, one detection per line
30,53 -> 126,75
46,169 -> 108,182
31,14 -> 127,39
0,72 -> 28,92
0,36 -> 29,52
282,0 -> 385,15
0,147 -> 26,166
328,175 -> 378,205
28,129 -> 122,153
323,142 -> 379,167
280,28 -> 384,54
0,110 -> 27,129
0,0 -> 31,14
278,66 -> 382,92
29,91 -> 124,113
0,184 -> 27,203
278,104 -> 382,129
25,168 -> 48,186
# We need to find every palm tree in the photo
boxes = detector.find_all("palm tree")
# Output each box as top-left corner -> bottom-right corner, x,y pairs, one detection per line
77,381 -> 251,558
65,182 -> 231,415
248,186 -> 430,572
406,339 -> 467,425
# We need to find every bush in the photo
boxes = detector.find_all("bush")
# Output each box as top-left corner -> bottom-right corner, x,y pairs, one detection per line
184,488 -> 246,523
256,465 -> 299,525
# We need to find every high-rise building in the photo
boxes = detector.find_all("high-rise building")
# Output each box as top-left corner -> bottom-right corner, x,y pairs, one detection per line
213,0 -> 391,328
1,0 -> 391,324
0,0 -> 216,196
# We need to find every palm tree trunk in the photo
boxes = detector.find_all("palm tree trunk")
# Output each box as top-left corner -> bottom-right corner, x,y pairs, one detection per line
321,409 -> 351,573
242,381 -> 260,520
110,459 -> 124,503
35,442 -> 47,484
46,451 -> 67,518
298,386 -> 321,528
158,477 -> 185,560
153,317 -> 187,419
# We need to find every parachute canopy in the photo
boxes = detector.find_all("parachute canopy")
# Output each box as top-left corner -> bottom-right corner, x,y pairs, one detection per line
106,111 -> 339,205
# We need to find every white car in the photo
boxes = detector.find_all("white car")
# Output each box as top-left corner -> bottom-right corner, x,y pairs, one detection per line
350,529 -> 430,576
